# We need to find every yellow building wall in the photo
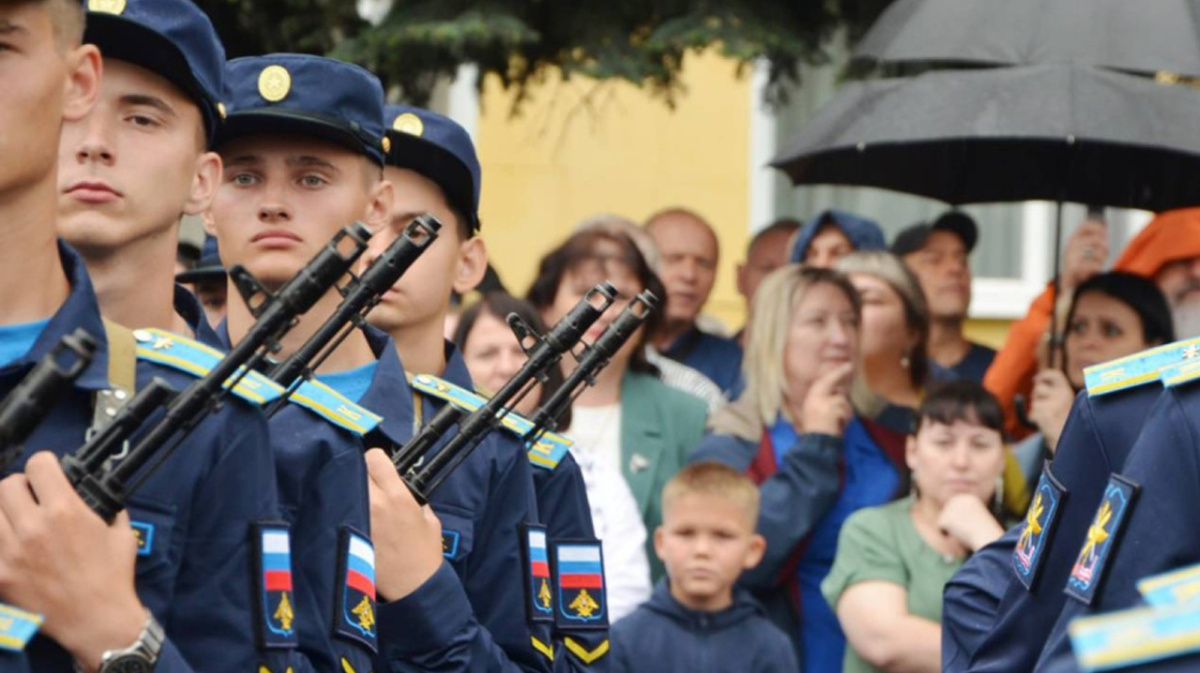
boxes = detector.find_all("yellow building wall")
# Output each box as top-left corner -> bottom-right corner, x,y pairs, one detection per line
475,51 -> 753,330
474,52 -> 1016,345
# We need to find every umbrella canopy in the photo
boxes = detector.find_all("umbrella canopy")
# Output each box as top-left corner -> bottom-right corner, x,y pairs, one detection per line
771,63 -> 1200,212
853,0 -> 1200,78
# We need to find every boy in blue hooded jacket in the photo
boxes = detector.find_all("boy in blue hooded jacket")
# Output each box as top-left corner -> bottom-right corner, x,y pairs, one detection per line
611,463 -> 798,673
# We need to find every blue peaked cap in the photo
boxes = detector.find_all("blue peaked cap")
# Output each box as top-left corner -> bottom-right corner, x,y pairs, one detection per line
383,105 -> 482,231
789,209 -> 887,263
220,54 -> 388,164
82,0 -> 227,144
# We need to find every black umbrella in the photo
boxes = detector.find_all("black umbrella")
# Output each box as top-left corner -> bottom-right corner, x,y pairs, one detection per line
853,0 -> 1200,79
772,62 -> 1200,371
773,63 -> 1200,212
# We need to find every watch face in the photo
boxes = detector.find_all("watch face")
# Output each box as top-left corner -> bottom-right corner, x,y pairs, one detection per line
104,655 -> 154,673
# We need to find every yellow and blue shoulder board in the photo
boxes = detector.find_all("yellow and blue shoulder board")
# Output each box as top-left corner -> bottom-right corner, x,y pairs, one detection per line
410,374 -> 573,470
0,603 -> 42,652
1139,563 -> 1200,608
1084,337 -> 1200,397
288,378 -> 382,436
1069,602 -> 1200,672
132,328 -> 282,406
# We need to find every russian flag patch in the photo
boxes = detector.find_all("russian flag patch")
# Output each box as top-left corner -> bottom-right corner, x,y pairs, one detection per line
252,523 -> 298,649
552,540 -> 608,630
334,527 -> 378,654
522,524 -> 554,622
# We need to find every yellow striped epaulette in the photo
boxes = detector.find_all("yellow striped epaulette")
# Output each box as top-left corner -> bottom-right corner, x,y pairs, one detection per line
1068,601 -> 1200,672
410,373 -> 573,470
1138,563 -> 1200,608
1084,337 -> 1200,397
287,378 -> 382,436
132,328 -> 282,406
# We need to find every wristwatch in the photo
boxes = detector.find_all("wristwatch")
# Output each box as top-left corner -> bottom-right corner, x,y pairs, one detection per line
80,610 -> 164,673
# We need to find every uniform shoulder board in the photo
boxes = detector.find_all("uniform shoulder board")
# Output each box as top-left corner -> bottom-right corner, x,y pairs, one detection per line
1085,337 -> 1200,397
410,374 -> 574,469
0,603 -> 42,652
1069,602 -> 1200,672
132,327 -> 282,406
1138,563 -> 1200,608
287,378 -> 382,436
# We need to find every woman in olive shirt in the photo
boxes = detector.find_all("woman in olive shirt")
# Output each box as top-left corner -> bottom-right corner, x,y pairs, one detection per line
823,382 -> 1008,673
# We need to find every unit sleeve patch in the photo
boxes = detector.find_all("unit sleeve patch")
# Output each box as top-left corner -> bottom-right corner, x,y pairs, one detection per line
1013,463 -> 1068,591
552,539 -> 608,631
1065,474 -> 1139,605
521,524 -> 554,623
333,527 -> 378,654
252,522 -> 298,650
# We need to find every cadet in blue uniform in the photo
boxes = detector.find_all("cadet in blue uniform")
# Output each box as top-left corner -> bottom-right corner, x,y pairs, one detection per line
943,339 -> 1192,673
53,5 -> 381,672
1032,349 -> 1200,672
369,104 -> 610,671
206,55 -> 396,673
0,5 -> 283,671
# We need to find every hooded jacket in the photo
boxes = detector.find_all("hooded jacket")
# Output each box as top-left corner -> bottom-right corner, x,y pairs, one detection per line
789,210 -> 887,264
611,581 -> 799,673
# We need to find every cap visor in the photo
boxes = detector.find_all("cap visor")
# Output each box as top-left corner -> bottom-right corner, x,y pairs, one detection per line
219,110 -> 381,163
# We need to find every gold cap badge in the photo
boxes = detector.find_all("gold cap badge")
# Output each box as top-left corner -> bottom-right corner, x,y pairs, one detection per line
392,113 -> 424,137
88,0 -> 126,14
258,65 -> 291,103
382,136 -> 391,154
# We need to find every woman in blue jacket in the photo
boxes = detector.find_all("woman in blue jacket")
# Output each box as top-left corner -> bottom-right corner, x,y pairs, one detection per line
691,265 -> 908,672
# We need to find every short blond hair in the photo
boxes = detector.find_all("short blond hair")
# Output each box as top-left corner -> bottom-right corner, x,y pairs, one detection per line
662,462 -> 761,528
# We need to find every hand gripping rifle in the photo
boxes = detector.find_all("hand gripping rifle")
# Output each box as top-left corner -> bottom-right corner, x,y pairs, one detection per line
0,329 -> 98,472
391,283 -> 618,502
265,215 -> 441,409
524,290 -> 657,446
61,224 -> 373,521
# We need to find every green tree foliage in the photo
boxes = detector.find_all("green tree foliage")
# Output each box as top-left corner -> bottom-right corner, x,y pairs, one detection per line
196,0 -> 894,108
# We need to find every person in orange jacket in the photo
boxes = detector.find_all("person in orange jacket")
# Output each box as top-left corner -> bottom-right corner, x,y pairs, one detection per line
985,208 -> 1200,441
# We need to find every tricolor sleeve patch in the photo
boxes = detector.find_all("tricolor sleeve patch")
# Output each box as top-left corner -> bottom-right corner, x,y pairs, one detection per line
552,539 -> 608,631
334,527 -> 377,654
252,523 -> 298,650
522,524 -> 554,623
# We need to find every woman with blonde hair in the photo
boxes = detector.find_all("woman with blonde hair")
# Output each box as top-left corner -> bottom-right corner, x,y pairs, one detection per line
691,264 -> 909,672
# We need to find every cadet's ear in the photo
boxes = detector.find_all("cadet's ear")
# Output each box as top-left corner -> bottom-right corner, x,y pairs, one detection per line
183,152 -> 222,217
452,235 -> 488,295
62,44 -> 101,122
363,173 -> 395,233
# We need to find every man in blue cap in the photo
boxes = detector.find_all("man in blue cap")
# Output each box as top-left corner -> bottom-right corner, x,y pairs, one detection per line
363,105 -> 606,671
0,3 -> 283,672
55,5 -> 389,673
175,235 -> 227,327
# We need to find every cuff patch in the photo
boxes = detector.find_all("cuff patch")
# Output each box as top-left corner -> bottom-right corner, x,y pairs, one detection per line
333,527 -> 378,654
252,522 -> 298,650
552,539 -> 608,631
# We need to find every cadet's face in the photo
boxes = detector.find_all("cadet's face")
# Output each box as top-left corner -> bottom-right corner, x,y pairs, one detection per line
648,215 -> 719,325
804,225 -> 853,269
211,135 -> 375,289
58,59 -> 210,253
0,5 -> 89,198
1064,291 -> 1151,389
908,419 -> 1005,508
903,231 -> 971,321
461,310 -> 541,416
655,493 -> 764,611
363,166 -> 467,334
783,282 -> 859,395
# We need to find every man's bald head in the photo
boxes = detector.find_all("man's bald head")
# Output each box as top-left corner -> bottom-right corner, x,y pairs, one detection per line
644,207 -> 721,330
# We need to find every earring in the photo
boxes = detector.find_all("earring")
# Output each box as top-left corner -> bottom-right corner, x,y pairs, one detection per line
900,354 -> 912,369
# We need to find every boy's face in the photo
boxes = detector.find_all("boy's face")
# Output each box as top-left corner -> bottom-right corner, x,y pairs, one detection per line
210,134 -> 390,290
655,493 -> 765,611
0,3 -> 97,199
362,166 -> 485,334
58,59 -> 217,254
